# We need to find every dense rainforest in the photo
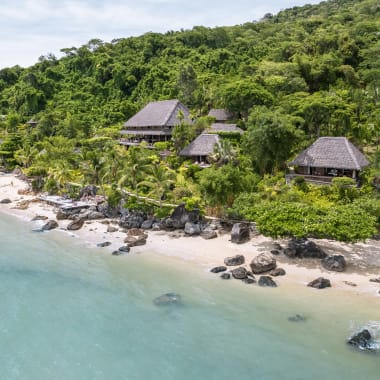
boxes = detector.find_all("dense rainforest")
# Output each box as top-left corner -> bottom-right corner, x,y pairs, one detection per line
0,0 -> 379,241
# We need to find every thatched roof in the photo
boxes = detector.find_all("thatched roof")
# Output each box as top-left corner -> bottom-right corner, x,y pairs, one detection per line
208,123 -> 244,134
123,99 -> 191,128
208,109 -> 232,122
180,134 -> 220,157
289,137 -> 369,170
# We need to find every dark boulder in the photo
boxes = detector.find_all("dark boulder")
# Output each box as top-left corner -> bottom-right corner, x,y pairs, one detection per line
169,203 -> 201,229
220,273 -> 231,280
67,218 -> 85,231
242,277 -> 256,284
321,255 -> 346,272
250,253 -> 276,274
231,267 -> 248,280
141,219 -> 154,230
97,201 -> 121,219
79,185 -> 98,199
41,219 -> 58,231
224,254 -> 245,266
258,276 -> 277,287
184,222 -> 201,236
347,329 -> 374,351
210,266 -> 227,273
230,223 -> 250,244
0,198 -> 11,204
97,241 -> 111,248
285,238 -> 327,259
153,293 -> 182,306
307,277 -> 331,289
270,268 -> 286,277
112,250 -> 122,256
56,209 -> 71,220
119,210 -> 147,229
200,229 -> 218,240
118,246 -> 130,253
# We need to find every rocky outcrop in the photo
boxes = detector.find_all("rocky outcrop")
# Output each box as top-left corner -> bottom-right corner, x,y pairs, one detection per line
184,222 -> 201,236
119,210 -> 147,229
250,253 -> 276,274
321,255 -> 346,272
270,268 -> 286,277
67,218 -> 85,231
307,277 -> 331,289
230,223 -> 250,244
258,276 -> 277,287
347,329 -> 374,351
41,219 -> 58,231
153,293 -> 182,306
97,201 -> 121,219
210,266 -> 227,273
167,203 -> 201,229
284,238 -> 327,259
224,254 -> 245,266
231,267 -> 248,279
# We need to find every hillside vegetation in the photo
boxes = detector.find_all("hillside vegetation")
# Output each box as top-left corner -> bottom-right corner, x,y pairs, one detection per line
0,0 -> 379,241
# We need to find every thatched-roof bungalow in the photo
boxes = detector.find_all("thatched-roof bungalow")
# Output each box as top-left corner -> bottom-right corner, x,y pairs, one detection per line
288,137 -> 369,184
179,134 -> 220,166
208,109 -> 232,123
207,123 -> 244,134
120,99 -> 191,147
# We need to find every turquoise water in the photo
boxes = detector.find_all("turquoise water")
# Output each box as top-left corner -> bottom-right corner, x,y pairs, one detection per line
1,213 -> 380,380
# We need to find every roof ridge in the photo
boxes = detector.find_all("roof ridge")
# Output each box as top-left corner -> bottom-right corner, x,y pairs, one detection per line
163,99 -> 180,126
344,138 -> 360,170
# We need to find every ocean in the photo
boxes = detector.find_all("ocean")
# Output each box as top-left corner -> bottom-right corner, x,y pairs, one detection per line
1,212 -> 379,380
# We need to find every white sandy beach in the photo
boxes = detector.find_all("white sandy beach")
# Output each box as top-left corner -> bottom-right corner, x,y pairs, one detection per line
1,171 -> 380,298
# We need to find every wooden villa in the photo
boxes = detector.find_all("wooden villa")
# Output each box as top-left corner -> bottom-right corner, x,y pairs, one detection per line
179,133 -> 220,167
288,137 -> 369,184
120,99 -> 192,148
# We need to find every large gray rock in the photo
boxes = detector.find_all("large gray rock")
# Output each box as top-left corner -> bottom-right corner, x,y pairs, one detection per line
141,219 -> 154,230
224,254 -> 245,266
307,277 -> 331,289
231,223 -> 250,244
67,218 -> 85,231
250,253 -> 277,274
167,203 -> 201,229
85,211 -> 105,220
231,267 -> 248,279
321,255 -> 346,272
285,238 -> 327,259
184,222 -> 201,236
200,228 -> 218,240
41,219 -> 58,231
97,201 -> 121,219
119,210 -> 147,229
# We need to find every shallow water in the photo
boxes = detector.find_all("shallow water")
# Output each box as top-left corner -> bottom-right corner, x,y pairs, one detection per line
1,213 -> 380,380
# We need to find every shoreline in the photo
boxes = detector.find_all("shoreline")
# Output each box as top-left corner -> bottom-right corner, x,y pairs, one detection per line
1,172 -> 380,299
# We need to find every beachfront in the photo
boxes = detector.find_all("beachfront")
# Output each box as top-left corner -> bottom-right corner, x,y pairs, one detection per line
1,171 -> 380,299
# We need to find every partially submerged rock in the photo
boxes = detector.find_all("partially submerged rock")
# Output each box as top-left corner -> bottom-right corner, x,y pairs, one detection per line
230,267 -> 248,280
258,276 -> 277,287
288,314 -> 307,322
347,329 -> 374,351
41,219 -> 58,231
97,241 -> 111,248
220,273 -> 231,280
224,254 -> 245,266
250,252 -> 276,274
321,255 -> 346,272
307,277 -> 331,289
153,292 -> 182,306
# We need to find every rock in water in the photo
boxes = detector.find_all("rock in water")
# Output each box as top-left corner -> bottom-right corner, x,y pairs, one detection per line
258,276 -> 277,287
321,255 -> 346,272
41,220 -> 58,231
230,223 -> 250,244
224,254 -> 245,266
347,329 -> 373,351
210,266 -> 227,273
118,246 -> 130,253
220,273 -> 231,280
153,293 -> 182,306
231,267 -> 248,280
97,241 -> 111,248
288,314 -> 307,322
307,277 -> 331,289
242,278 -> 255,284
250,253 -> 276,274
